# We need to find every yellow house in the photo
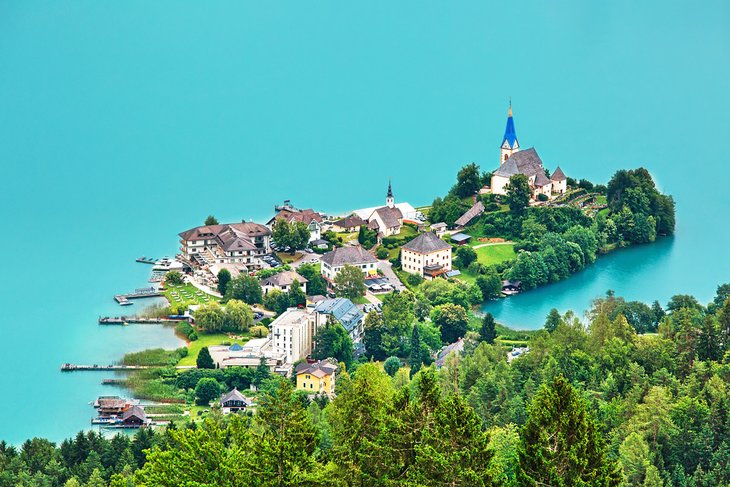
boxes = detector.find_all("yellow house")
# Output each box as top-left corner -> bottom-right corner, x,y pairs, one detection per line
296,360 -> 337,396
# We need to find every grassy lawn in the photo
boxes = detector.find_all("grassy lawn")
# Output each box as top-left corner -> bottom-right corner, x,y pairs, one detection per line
454,271 -> 477,284
474,244 -> 516,266
373,292 -> 392,302
352,296 -> 369,305
178,332 -> 250,366
164,283 -> 219,307
335,232 -> 359,244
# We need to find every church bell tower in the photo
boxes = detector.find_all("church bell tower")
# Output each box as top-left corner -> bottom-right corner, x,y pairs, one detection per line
386,179 -> 394,208
500,101 -> 520,165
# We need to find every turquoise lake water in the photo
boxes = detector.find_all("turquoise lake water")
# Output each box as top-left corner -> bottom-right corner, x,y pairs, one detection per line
2,1 -> 730,443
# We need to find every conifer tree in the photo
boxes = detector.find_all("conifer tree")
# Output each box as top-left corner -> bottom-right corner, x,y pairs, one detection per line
196,346 -> 215,369
409,325 -> 422,378
480,312 -> 497,344
518,376 -> 622,486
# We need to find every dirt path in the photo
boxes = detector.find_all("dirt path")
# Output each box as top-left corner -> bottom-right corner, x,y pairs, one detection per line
472,241 -> 514,249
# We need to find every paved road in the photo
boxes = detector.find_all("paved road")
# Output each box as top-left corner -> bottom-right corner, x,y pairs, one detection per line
378,260 -> 406,291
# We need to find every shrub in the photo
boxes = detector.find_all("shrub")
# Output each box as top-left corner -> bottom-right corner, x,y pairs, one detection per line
250,325 -> 269,338
537,193 -> 549,202
165,271 -> 184,285
376,246 -> 389,259
406,273 -> 424,287
194,378 -> 221,405
383,356 -> 401,377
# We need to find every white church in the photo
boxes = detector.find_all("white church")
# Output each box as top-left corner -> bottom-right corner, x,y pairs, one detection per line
489,104 -> 567,200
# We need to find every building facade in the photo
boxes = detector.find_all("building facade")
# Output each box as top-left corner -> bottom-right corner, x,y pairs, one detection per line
179,222 -> 271,268
313,297 -> 365,342
270,308 -> 317,364
400,232 -> 452,279
320,245 -> 378,281
295,360 -> 337,397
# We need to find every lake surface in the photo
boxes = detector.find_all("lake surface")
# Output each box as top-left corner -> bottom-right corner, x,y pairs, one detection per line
2,1 -> 730,443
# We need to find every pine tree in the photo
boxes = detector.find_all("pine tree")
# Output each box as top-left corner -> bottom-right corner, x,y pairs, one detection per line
480,312 -> 497,344
545,308 -> 562,333
698,315 -> 720,361
254,356 -> 270,387
409,325 -> 423,378
518,376 -> 622,486
196,346 -> 215,369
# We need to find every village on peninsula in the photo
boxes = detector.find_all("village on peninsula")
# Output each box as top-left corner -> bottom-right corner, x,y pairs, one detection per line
65,104 -> 674,430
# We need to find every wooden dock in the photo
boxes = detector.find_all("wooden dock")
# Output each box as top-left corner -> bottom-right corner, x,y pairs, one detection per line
98,316 -> 188,325
61,364 -> 148,372
114,287 -> 161,305
101,379 -> 126,385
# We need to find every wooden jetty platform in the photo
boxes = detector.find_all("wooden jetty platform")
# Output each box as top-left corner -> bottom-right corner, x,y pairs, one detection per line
114,287 -> 161,305
61,364 -> 148,372
98,316 -> 188,325
101,379 -> 126,385
136,256 -> 157,265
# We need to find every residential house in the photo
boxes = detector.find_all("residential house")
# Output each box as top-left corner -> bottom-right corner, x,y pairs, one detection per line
320,245 -> 378,281
296,360 -> 337,397
220,388 -> 253,414
268,208 -> 323,242
261,270 -> 308,295
331,215 -> 366,233
430,222 -> 448,237
314,297 -> 365,342
435,338 -> 465,368
179,222 -> 271,269
400,232 -> 452,280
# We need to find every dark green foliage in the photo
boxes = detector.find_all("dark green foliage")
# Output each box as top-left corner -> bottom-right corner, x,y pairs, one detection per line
357,225 -> 378,249
216,268 -> 231,295
296,263 -> 328,296
429,195 -> 469,227
164,271 -> 184,285
196,346 -> 215,369
454,162 -> 482,197
272,218 -> 311,253
506,174 -> 531,214
312,319 -> 354,368
375,246 -> 389,259
383,356 -> 401,377
518,376 -> 622,486
475,269 -> 502,300
194,377 -> 221,405
225,274 -> 263,304
545,308 -> 562,332
431,303 -> 468,344
479,312 -> 497,344
455,245 -> 477,269
204,215 -> 218,226
409,325 -> 423,377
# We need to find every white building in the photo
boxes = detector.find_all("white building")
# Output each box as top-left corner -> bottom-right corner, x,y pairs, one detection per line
207,340 -> 291,375
320,245 -> 378,281
352,180 -> 423,229
178,222 -> 271,268
270,308 -> 317,364
400,232 -> 452,279
489,105 -> 567,200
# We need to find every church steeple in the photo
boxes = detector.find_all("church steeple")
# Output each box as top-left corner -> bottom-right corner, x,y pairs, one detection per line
386,179 -> 394,208
500,100 -> 520,165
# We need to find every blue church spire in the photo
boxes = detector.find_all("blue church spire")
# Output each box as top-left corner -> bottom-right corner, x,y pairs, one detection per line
501,100 -> 518,150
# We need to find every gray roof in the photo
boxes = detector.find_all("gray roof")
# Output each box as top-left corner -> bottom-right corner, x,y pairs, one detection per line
455,201 -> 485,227
436,338 -> 464,367
296,360 -> 337,377
401,232 -> 451,254
321,246 -> 377,267
493,148 -> 544,179
551,166 -> 567,181
534,170 -> 551,187
220,388 -> 249,405
179,222 -> 271,241
450,233 -> 472,243
314,298 -> 364,333
333,215 -> 366,228
371,206 -> 403,229
261,270 -> 308,287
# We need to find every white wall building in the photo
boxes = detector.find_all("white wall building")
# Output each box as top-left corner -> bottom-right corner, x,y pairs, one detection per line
320,246 -> 378,281
400,232 -> 452,279
178,222 -> 271,268
270,308 -> 317,364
